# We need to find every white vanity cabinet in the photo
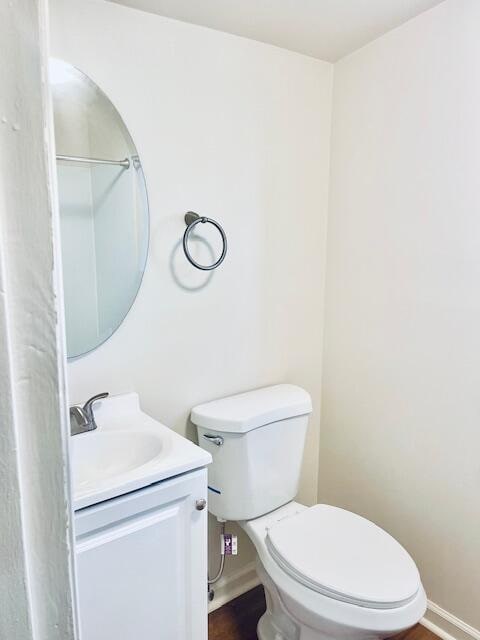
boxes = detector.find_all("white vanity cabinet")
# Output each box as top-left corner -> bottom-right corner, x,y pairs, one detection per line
74,468 -> 208,640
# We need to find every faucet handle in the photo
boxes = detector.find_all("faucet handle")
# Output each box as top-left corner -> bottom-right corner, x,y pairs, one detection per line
82,392 -> 109,418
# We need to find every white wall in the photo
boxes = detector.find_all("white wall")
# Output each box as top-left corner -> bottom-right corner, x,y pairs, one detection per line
321,0 -> 480,633
50,0 -> 332,585
0,0 -> 77,637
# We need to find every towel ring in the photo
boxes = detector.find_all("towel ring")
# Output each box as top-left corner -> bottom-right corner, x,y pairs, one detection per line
183,211 -> 227,271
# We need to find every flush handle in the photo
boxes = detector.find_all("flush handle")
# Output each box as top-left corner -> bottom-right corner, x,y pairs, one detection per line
202,434 -> 224,447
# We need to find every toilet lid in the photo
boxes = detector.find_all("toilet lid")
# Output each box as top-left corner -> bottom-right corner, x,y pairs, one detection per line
266,505 -> 420,609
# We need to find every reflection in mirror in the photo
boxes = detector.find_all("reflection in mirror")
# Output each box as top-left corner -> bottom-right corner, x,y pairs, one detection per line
50,59 -> 149,359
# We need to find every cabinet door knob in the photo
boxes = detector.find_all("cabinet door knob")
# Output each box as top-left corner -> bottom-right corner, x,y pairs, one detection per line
195,498 -> 207,511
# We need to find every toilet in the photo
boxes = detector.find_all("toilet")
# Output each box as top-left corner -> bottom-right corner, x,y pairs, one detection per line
192,384 -> 427,640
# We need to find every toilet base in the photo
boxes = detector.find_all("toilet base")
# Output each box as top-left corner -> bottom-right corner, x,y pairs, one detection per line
257,559 -> 325,640
256,560 -> 300,640
257,612 -> 285,640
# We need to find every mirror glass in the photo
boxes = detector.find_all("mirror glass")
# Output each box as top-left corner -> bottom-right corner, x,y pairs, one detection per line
50,59 -> 149,359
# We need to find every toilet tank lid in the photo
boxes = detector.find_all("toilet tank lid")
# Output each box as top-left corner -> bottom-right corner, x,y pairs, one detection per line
191,384 -> 312,434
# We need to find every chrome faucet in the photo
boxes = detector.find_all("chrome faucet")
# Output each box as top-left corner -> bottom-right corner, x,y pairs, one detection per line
70,392 -> 109,436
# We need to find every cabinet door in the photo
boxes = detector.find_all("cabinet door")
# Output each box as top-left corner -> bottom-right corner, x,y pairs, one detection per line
75,469 -> 208,640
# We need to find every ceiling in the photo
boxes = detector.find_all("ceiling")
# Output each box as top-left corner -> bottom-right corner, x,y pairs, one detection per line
109,0 -> 445,62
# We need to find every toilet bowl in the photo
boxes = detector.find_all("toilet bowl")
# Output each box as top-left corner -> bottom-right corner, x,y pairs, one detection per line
192,384 -> 427,640
241,502 -> 426,640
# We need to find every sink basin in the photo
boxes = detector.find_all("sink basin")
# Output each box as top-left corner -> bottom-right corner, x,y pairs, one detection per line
70,392 -> 211,510
72,431 -> 167,491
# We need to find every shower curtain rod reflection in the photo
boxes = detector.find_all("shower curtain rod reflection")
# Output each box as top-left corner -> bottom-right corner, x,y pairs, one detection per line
56,154 -> 130,168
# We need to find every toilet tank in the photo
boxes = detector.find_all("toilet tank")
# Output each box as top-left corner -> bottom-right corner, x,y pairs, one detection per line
191,384 -> 312,521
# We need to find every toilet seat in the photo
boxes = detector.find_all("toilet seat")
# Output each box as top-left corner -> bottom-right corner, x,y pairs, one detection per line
265,505 -> 420,610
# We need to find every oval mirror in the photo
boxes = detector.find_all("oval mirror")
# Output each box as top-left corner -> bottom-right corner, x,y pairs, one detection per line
50,59 -> 149,359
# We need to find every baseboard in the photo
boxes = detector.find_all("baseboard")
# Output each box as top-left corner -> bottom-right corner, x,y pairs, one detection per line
208,560 -> 260,613
422,601 -> 480,640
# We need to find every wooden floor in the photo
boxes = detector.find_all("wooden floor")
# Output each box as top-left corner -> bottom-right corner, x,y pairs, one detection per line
209,586 -> 438,640
209,587 -> 267,640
